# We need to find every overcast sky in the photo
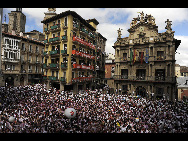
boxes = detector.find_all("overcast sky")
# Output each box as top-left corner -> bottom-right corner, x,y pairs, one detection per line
3,8 -> 188,66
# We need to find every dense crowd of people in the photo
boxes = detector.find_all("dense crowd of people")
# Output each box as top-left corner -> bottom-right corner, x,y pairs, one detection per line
0,84 -> 187,133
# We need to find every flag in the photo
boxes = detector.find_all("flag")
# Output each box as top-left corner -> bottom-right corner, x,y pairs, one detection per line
133,49 -> 136,64
141,52 -> 143,64
145,48 -> 149,63
130,48 -> 133,64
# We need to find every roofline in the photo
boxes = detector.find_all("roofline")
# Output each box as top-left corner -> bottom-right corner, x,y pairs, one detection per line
97,32 -> 107,41
41,10 -> 96,31
2,32 -> 45,46
86,18 -> 99,25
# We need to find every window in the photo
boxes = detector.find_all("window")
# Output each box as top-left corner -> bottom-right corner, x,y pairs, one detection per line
22,43 -> 25,50
36,46 -> 39,52
64,72 -> 66,79
58,19 -> 60,25
157,51 -> 164,60
123,53 -> 127,61
72,71 -> 75,78
56,71 -> 58,78
64,44 -> 67,50
29,45 -> 32,52
155,69 -> 165,81
64,30 -> 67,36
52,33 -> 55,38
64,17 -> 67,27
136,69 -> 146,80
117,49 -> 119,57
52,71 -> 54,76
121,69 -> 128,79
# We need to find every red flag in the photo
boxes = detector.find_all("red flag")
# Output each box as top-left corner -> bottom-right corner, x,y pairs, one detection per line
141,52 -> 143,64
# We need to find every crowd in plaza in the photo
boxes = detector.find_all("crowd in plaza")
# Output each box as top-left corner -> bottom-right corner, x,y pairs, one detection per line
0,84 -> 187,133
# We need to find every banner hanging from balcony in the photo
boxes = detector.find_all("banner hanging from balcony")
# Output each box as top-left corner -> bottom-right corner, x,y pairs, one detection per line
140,52 -> 143,64
73,36 -> 95,50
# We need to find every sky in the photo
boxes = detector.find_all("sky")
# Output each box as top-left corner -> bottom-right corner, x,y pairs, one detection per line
2,8 -> 188,66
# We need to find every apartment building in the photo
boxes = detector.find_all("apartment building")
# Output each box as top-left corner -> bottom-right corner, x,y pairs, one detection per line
1,31 -> 44,86
41,9 -> 106,92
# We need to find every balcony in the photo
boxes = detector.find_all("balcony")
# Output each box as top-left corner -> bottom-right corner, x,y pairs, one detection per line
73,24 -> 79,30
48,76 -> 58,81
62,35 -> 67,41
50,50 -> 59,56
44,39 -> 48,44
72,50 -> 95,60
113,75 -> 176,83
72,64 -> 94,70
61,50 -> 68,56
60,77 -> 66,83
88,32 -> 95,39
43,75 -> 47,80
43,51 -> 49,58
50,24 -> 60,31
80,28 -> 88,35
155,56 -> 165,61
72,77 -> 94,83
49,37 -> 60,43
49,63 -> 59,69
43,63 -> 47,69
72,36 -> 95,50
61,63 -> 67,69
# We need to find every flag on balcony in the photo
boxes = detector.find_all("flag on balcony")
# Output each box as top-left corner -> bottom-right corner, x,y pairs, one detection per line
140,52 -> 143,64
133,49 -> 137,64
130,48 -> 133,64
145,48 -> 149,63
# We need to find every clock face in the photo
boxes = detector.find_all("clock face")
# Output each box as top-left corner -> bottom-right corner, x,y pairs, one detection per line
139,26 -> 144,32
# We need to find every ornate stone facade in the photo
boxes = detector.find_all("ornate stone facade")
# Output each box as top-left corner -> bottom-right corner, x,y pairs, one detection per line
113,12 -> 181,101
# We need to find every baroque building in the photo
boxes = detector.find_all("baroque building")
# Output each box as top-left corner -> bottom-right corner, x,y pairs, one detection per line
113,12 -> 181,101
41,9 -> 106,92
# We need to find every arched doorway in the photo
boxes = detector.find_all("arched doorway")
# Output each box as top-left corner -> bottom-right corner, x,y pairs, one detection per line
136,86 -> 146,97
5,76 -> 14,87
20,76 -> 24,86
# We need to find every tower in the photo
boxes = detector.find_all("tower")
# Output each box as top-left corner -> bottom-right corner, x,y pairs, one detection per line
8,8 -> 26,34
44,8 -> 57,20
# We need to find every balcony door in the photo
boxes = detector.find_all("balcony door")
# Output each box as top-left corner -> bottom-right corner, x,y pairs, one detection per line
121,69 -> 128,79
136,69 -> 146,80
155,69 -> 165,81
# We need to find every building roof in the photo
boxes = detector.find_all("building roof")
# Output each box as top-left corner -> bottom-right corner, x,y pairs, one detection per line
2,32 -> 45,46
177,77 -> 188,88
41,10 -> 96,31
86,18 -> 99,25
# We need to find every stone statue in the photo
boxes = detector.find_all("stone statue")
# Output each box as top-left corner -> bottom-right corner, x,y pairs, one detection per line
147,14 -> 155,25
117,28 -> 122,38
165,19 -> 172,31
48,8 -> 56,13
138,11 -> 144,23
130,18 -> 138,28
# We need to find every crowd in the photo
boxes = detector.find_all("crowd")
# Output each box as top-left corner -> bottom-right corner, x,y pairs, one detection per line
0,84 -> 187,133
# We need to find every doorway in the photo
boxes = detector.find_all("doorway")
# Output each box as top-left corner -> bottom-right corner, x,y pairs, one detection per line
136,86 -> 146,97
20,76 -> 24,86
5,76 -> 14,87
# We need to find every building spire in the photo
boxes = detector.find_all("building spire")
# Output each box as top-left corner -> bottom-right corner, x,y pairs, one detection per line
48,8 -> 56,13
16,8 -> 22,12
